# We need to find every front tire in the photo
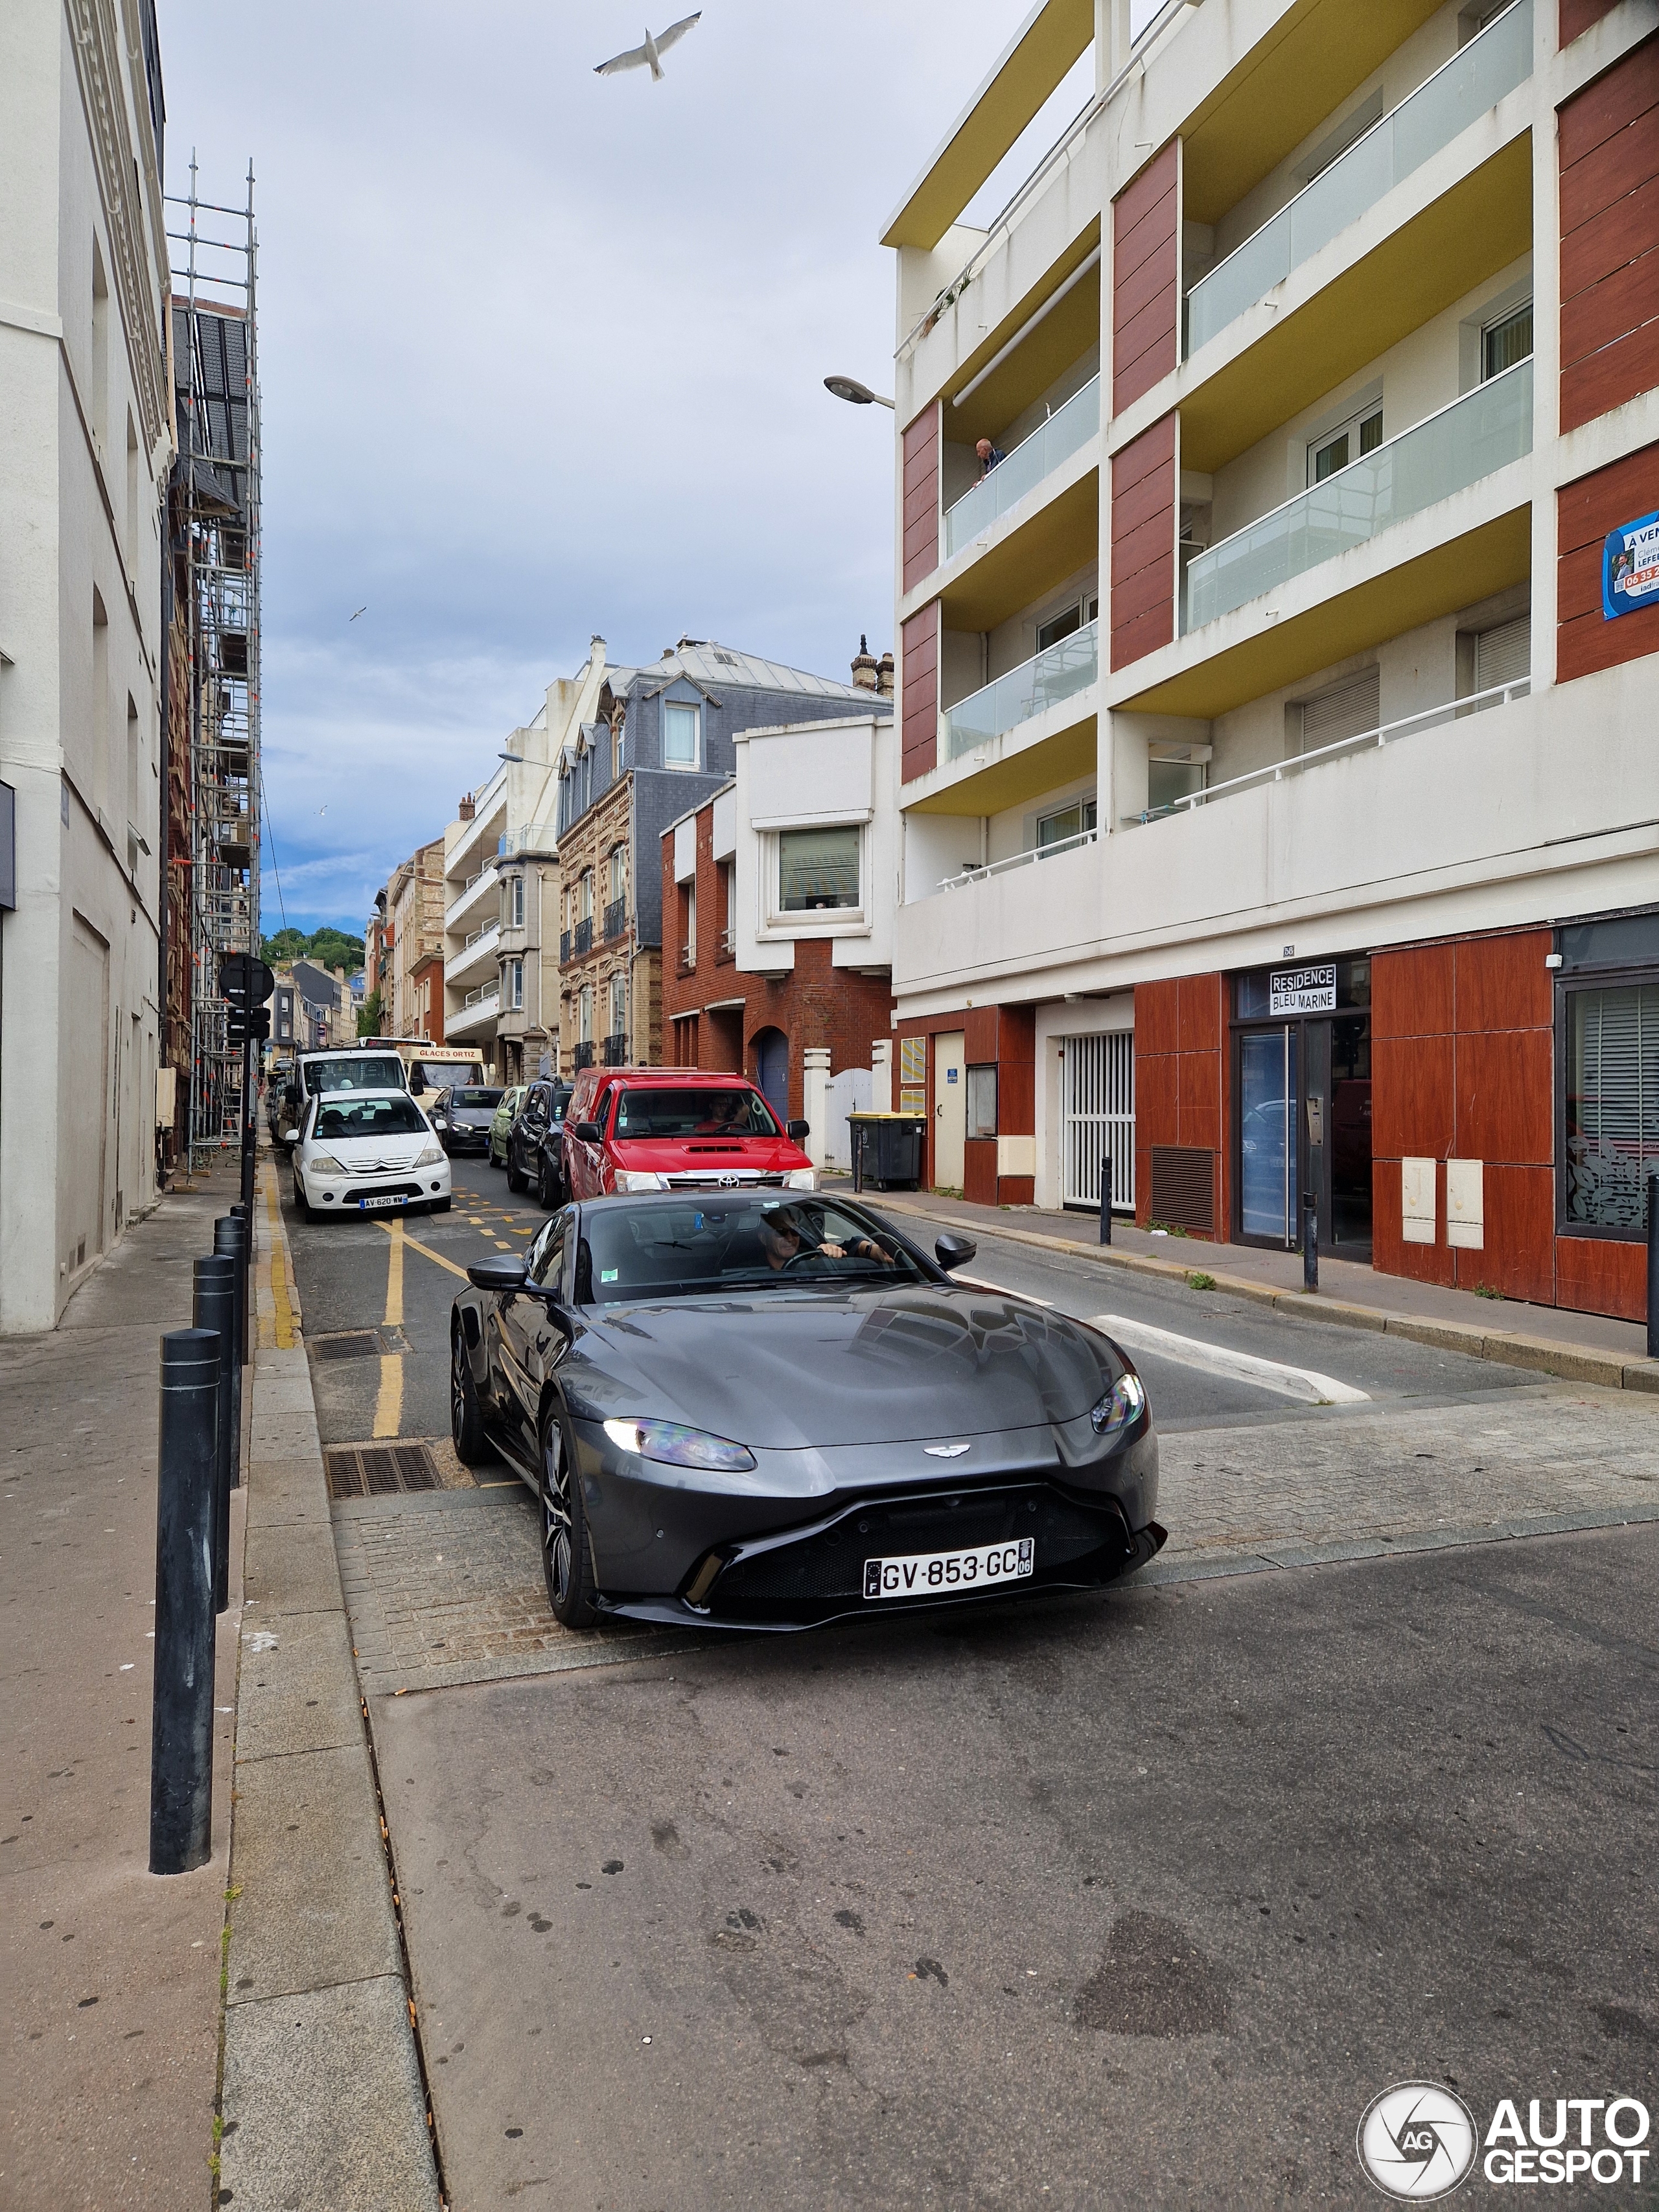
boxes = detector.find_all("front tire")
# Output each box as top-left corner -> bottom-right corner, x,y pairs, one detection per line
505,1145 -> 526,1195
537,1156 -> 559,1211
540,1403 -> 597,1628
450,1328 -> 489,1465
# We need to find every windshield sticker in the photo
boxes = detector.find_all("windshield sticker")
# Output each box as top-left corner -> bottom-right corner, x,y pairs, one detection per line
600,1268 -> 619,1283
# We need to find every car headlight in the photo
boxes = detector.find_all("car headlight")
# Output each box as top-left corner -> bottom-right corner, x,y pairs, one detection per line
783,1167 -> 818,1191
602,1417 -> 756,1473
616,1170 -> 666,1192
307,1154 -> 345,1175
414,1145 -> 446,1168
1089,1369 -> 1147,1443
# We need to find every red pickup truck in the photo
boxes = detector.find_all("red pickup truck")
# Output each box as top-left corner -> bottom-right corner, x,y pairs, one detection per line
561,1067 -> 816,1200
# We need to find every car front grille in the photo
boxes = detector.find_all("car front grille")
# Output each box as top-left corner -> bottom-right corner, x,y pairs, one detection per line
703,1483 -> 1134,1619
664,1170 -> 787,1189
345,1154 -> 422,1176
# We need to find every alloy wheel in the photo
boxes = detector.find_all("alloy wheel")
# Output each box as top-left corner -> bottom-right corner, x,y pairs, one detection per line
542,1422 -> 574,1607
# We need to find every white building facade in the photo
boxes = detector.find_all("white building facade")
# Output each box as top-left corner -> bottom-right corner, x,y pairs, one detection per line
0,0 -> 174,1331
886,0 -> 1659,1322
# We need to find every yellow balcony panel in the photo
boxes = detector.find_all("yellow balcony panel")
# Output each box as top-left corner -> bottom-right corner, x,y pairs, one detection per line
936,467 -> 1098,634
908,710 -> 1098,820
1179,134 -> 1531,477
1117,504 -> 1531,721
945,229 -> 1100,447
1182,0 -> 1447,227
882,0 -> 1093,251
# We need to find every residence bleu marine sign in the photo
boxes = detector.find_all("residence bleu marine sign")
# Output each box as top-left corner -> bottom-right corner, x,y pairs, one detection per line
1603,507 -> 1659,619
1271,964 -> 1336,1015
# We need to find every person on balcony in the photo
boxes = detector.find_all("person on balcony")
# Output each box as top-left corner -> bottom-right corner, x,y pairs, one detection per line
975,437 -> 1006,479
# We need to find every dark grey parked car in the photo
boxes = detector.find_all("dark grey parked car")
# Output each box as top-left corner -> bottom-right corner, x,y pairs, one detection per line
431,1084 -> 504,1156
449,1189 -> 1164,1631
505,1078 -> 573,1209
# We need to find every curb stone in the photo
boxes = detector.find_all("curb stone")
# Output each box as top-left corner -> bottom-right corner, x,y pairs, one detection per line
865,1195 -> 1659,1395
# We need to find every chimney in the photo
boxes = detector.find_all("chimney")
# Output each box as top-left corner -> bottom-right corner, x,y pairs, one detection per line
877,649 -> 895,698
458,792 -> 475,821
851,634 -> 878,692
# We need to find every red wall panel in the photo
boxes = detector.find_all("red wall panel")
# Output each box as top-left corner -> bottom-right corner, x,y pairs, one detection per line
1112,143 -> 1179,413
1132,973 -> 1227,1238
1557,439 -> 1659,682
900,602 -> 940,783
1109,415 -> 1176,671
1561,0 -> 1622,42
901,404 -> 940,592
1556,1235 -> 1648,1321
1558,37 -> 1659,431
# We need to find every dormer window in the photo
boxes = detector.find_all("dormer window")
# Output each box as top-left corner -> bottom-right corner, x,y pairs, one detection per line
664,701 -> 700,768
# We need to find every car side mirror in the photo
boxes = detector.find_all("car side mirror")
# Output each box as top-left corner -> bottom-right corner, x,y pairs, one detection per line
282,1128 -> 299,1143
787,1120 -> 810,1141
572,1121 -> 602,1143
935,1233 -> 977,1270
467,1254 -> 528,1294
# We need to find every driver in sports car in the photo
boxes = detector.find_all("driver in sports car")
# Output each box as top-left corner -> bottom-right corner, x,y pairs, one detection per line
756,1203 -> 895,1272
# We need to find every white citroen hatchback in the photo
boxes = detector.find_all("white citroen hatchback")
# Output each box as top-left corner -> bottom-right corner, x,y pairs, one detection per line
288,1088 -> 452,1220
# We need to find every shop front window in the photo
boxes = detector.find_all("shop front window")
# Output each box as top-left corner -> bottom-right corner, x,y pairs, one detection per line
1566,982 -> 1659,1232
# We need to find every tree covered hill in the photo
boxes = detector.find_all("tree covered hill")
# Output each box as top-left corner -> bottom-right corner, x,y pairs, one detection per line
262,926 -> 365,972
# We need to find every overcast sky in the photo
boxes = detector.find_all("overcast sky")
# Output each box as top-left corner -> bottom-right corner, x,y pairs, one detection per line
158,2 -> 1139,940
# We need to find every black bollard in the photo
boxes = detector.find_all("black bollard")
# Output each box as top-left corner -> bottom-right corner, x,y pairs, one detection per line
1302,1194 -> 1319,1293
1647,1170 -> 1658,1362
192,1255 -> 237,1612
1099,1152 -> 1113,1246
229,1202 -> 252,1365
150,1329 -> 220,1875
214,1218 -> 246,1486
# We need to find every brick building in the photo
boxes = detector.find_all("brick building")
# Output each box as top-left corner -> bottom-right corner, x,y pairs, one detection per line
660,705 -> 898,1124
556,638 -> 885,1078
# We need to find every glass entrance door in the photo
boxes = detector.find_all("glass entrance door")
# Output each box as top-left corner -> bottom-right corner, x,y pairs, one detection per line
1238,1026 -> 1299,1245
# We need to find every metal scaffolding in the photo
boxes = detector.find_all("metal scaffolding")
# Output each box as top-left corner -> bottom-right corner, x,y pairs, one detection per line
165,157 -> 261,1162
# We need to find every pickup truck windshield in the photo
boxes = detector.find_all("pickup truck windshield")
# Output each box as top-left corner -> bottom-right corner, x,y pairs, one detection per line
612,1088 -> 780,1139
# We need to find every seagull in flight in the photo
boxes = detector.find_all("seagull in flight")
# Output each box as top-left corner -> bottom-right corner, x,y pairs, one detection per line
595,12 -> 701,79
349,606 -> 367,621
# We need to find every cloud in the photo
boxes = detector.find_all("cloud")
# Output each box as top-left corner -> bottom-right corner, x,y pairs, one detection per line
160,0 -> 1119,933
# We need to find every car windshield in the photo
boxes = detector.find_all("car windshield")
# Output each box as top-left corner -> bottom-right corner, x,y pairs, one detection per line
302,1054 -> 404,1095
612,1087 -> 780,1139
313,1095 -> 428,1139
576,1195 -> 925,1305
452,1088 -> 502,1109
413,1061 -> 482,1091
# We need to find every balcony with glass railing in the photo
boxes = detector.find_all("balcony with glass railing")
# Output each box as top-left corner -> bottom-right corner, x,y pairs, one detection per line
446,922 -> 500,989
1184,0 -> 1532,359
443,861 -> 498,936
942,377 -> 1100,561
1183,358 -> 1533,633
941,619 -> 1098,766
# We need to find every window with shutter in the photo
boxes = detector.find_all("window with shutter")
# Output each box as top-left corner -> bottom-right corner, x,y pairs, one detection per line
1474,614 -> 1529,694
1566,983 -> 1659,1231
1295,669 -> 1380,755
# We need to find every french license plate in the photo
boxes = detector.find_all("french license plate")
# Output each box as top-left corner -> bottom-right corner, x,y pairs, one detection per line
358,1194 -> 405,1211
863,1537 -> 1034,1601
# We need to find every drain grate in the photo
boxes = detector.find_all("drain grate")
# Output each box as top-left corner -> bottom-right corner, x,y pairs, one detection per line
310,1331 -> 382,1363
325,1441 -> 441,1499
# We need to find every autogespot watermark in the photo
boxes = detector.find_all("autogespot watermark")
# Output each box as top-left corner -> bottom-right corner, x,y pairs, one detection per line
1357,2086 -> 1652,2199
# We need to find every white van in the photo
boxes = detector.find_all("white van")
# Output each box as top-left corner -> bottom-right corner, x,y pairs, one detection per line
400,1050 -> 487,1112
278,1047 -> 410,1146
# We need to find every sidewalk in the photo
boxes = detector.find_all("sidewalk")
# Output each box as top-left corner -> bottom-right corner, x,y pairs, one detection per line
2,1157 -> 246,2211
830,1180 -> 1658,1390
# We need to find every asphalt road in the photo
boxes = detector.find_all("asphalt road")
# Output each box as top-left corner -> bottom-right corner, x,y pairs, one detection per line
281,1155 -> 1533,1449
379,1525 -> 1658,2210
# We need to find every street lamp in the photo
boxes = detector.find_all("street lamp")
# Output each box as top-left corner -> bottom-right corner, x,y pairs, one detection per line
824,374 -> 895,410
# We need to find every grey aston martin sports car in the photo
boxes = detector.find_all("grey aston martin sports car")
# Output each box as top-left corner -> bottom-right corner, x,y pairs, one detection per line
449,1190 -> 1165,1632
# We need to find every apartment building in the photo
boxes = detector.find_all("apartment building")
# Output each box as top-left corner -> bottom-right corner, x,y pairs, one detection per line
387,839 -> 445,1042
887,0 -> 1658,1318
0,0 -> 174,1331
662,706 -> 896,1124
556,638 -> 881,1078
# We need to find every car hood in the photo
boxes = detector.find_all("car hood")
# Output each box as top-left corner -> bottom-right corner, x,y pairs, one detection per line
610,1135 -> 811,1174
447,1108 -> 496,1127
565,1285 -> 1120,1447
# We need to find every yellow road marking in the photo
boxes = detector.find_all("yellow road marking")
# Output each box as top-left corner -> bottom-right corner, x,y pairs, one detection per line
376,1219 -> 470,1281
372,1220 -> 406,1436
261,1163 -> 297,1349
